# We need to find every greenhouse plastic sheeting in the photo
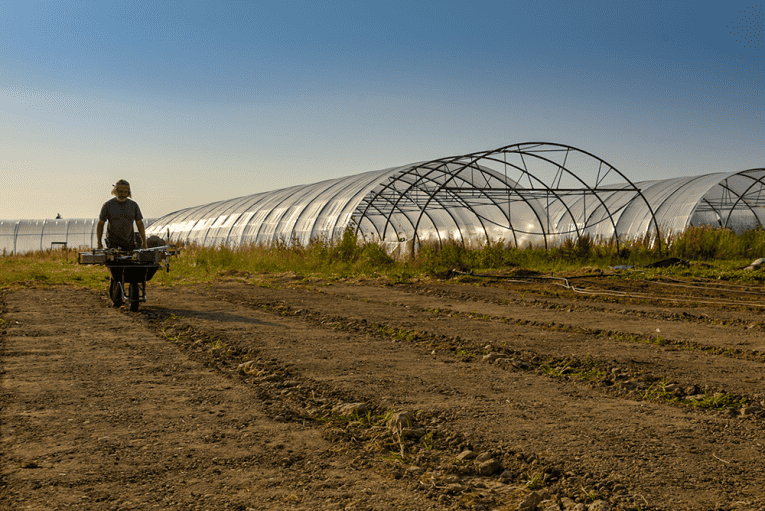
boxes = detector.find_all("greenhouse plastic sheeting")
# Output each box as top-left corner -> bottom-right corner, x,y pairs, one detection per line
152,167 -> 407,247
4,144 -> 763,254
142,141 -> 764,251
0,218 -> 156,254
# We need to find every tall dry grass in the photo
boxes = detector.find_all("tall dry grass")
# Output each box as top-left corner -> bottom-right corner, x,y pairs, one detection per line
3,225 -> 765,289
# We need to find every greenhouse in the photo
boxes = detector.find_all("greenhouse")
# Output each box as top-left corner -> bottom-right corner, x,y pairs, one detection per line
0,218 -> 101,254
144,142 -> 765,253
0,218 -> 155,255
1,142 -> 764,254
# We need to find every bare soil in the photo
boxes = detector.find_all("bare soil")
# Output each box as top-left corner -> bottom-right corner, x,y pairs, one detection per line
2,272 -> 765,511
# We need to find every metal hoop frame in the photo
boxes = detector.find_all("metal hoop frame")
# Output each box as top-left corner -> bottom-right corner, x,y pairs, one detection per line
354,142 -> 662,251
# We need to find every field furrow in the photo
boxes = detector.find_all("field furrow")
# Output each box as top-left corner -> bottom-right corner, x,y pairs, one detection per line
3,278 -> 764,511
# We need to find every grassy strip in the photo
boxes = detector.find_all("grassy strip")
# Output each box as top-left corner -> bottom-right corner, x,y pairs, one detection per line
0,248 -> 107,289
3,226 -> 765,289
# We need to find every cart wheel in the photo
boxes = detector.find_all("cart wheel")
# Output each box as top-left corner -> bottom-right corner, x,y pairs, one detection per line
109,278 -> 123,307
129,282 -> 140,312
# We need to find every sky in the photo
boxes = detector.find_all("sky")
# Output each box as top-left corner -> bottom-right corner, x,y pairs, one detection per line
0,0 -> 762,220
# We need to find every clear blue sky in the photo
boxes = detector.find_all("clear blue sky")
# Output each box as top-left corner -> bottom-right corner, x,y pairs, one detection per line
1,0 -> 762,220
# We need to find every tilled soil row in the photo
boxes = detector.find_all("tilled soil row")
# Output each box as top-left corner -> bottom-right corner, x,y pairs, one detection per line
148,282 -> 765,510
444,274 -> 765,316
373,282 -> 765,361
404,277 -> 765,331
143,308 -> 579,511
5,281 -> 765,510
208,281 -> 765,420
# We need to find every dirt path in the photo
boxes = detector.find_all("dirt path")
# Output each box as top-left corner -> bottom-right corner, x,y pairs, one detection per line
0,288 -> 443,511
2,276 -> 765,511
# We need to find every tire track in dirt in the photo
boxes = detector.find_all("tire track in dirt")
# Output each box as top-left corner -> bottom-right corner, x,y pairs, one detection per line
0,288 -> 446,511
147,282 -> 765,510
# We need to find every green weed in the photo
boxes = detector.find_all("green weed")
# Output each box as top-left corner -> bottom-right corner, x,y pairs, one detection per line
375,324 -> 417,342
160,328 -> 181,341
380,451 -> 406,464
421,431 -> 436,451
456,348 -> 476,360
208,338 -> 231,359
581,486 -> 598,501
542,363 -> 571,378
543,356 -> 605,381
642,379 -> 678,402
526,473 -> 544,490
688,392 -> 747,410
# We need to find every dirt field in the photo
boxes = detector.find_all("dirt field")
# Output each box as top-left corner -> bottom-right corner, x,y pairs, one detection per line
2,272 -> 765,511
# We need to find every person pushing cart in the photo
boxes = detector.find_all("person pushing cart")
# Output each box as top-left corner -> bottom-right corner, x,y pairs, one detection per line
79,180 -> 177,312
97,179 -> 148,251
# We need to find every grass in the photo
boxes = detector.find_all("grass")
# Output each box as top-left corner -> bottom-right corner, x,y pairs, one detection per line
642,379 -> 748,411
209,338 -> 230,357
159,328 -> 181,341
689,392 -> 747,410
541,354 -> 606,381
455,348 -> 477,360
525,473 -> 544,490
375,324 -> 418,342
3,226 -> 765,289
0,248 -> 107,289
581,486 -> 599,502
421,431 -> 436,451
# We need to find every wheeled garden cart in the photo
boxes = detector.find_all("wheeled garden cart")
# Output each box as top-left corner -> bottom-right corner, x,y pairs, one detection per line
79,243 -> 179,312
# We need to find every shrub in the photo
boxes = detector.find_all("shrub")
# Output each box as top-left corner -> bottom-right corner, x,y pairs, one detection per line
360,243 -> 394,268
667,226 -> 765,260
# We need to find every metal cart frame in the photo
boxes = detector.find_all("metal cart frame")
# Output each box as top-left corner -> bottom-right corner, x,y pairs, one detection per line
79,245 -> 178,312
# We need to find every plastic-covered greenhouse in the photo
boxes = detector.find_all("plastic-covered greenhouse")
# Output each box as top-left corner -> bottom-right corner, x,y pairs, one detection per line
0,218 -> 101,254
2,143 -> 763,254
144,143 -> 765,252
0,218 -> 155,254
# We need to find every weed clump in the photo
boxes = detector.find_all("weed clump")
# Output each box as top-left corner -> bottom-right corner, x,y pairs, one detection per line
668,226 -> 765,260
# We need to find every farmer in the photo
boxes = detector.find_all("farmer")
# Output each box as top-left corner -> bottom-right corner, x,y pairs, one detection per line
97,179 -> 148,251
